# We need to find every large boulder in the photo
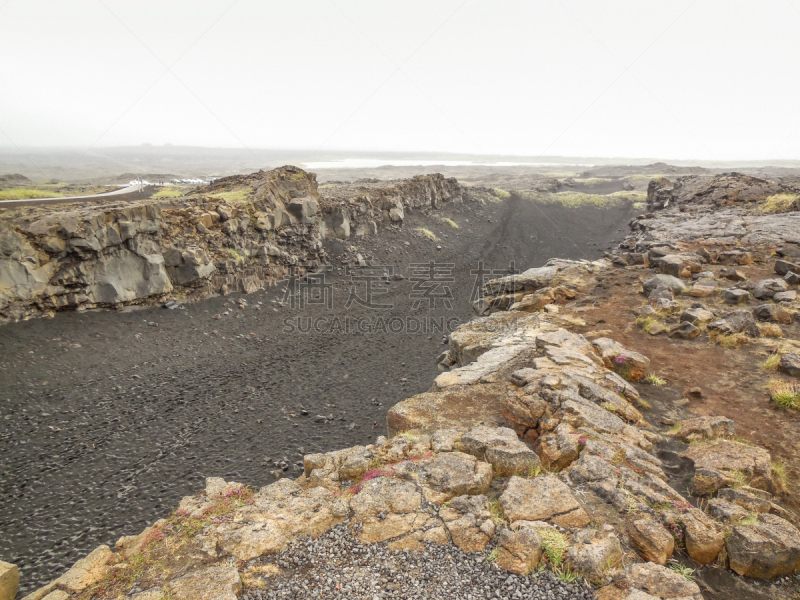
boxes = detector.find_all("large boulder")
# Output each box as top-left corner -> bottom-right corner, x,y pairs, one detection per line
780,353 -> 800,377
726,513 -> 800,579
682,439 -> 774,495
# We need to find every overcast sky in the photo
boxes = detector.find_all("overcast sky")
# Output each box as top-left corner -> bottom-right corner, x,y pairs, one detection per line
1,0 -> 799,161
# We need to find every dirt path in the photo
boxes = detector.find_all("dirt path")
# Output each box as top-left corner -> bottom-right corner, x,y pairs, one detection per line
0,195 -> 634,595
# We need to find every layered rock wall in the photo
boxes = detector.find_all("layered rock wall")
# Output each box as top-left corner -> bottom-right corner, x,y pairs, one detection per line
0,168 -> 468,321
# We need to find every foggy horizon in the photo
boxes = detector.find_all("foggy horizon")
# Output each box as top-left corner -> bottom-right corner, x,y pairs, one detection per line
3,0 -> 800,164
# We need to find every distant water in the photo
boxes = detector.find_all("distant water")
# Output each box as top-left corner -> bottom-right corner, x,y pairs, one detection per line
301,159 -> 594,169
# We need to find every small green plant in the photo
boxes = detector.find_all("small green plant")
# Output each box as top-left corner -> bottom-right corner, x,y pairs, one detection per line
0,188 -> 64,200
729,469 -> 752,489
415,227 -> 439,241
636,316 -> 656,333
554,567 -> 578,583
540,529 -> 570,568
486,547 -> 500,563
492,188 -> 511,198
709,331 -> 749,349
644,373 -> 667,386
488,500 -> 507,527
438,217 -> 459,229
225,248 -> 245,263
521,190 -> 646,208
668,560 -> 696,581
762,354 -> 782,372
768,380 -> 800,410
761,193 -> 799,214
771,459 -> 789,494
152,186 -> 185,199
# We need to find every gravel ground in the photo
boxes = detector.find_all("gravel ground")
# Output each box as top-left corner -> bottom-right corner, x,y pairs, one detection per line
242,524 -> 598,600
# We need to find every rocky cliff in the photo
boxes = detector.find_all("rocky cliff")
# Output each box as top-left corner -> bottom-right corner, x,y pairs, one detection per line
0,168 -> 468,322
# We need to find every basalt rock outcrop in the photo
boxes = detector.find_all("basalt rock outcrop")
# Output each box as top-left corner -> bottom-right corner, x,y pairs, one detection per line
646,172 -> 799,210
0,167 -> 469,321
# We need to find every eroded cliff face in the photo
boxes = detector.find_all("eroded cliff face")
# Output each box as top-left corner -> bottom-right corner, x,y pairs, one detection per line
0,167 -> 468,321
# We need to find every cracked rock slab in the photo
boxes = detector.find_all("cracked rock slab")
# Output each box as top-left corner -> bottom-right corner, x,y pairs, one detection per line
500,475 -> 590,528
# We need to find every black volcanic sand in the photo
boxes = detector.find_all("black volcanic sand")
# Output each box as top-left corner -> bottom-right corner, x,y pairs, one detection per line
0,194 -> 634,595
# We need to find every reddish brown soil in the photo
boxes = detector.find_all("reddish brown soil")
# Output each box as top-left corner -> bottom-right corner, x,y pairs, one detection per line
573,260 -> 800,513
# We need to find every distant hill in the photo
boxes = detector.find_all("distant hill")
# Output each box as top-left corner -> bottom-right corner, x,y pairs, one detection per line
0,173 -> 31,184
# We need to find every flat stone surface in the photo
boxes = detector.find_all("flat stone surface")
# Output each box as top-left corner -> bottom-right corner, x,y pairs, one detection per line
169,566 -> 241,600
500,475 -> 590,527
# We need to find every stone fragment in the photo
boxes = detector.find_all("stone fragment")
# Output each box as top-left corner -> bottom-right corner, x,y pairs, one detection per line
566,527 -> 623,581
168,566 -> 242,600
754,278 -> 788,299
623,562 -> 702,600
670,415 -> 735,442
592,338 -> 650,381
726,513 -> 800,579
779,353 -> 800,377
721,287 -> 750,303
628,519 -> 674,565
460,426 -> 540,476
720,267 -> 746,281
681,508 -> 723,565
680,307 -> 714,324
0,561 -> 18,600
495,525 -> 543,576
668,322 -> 699,339
500,475 -> 590,527
439,494 -> 495,552
430,429 -> 463,452
642,275 -> 686,295
708,309 -> 760,337
55,545 -> 112,592
774,259 -> 800,276
421,451 -> 492,498
774,290 -> 797,302
535,423 -> 582,471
